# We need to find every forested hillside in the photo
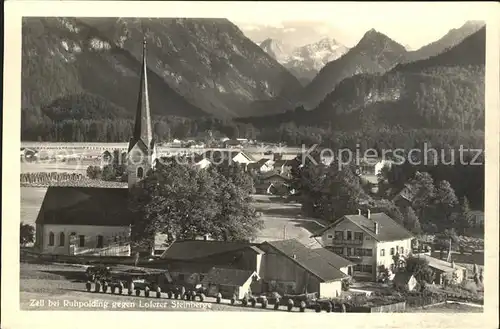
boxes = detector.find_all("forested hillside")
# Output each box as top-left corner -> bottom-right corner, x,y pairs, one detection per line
241,27 -> 485,131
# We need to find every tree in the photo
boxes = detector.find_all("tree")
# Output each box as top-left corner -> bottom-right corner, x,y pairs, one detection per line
372,199 -> 405,226
20,222 -> 35,246
406,256 -> 434,284
458,196 -> 474,232
101,165 -> 116,181
86,165 -> 102,179
433,180 -> 459,225
129,160 -> 262,248
403,206 -> 422,234
408,171 -> 435,218
434,228 -> 460,259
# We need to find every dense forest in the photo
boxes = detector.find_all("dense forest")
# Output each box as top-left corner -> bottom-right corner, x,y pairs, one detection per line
291,149 -> 484,235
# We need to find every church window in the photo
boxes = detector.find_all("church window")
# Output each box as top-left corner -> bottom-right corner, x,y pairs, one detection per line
97,235 -> 104,248
79,235 -> 85,247
48,232 -> 55,246
59,232 -> 65,246
137,167 -> 144,179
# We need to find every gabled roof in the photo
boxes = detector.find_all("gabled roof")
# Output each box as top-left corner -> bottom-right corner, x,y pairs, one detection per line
311,247 -> 354,269
312,212 -> 414,242
419,254 -> 466,272
202,150 -> 255,164
393,184 -> 417,203
160,240 -> 258,260
260,172 -> 290,181
262,239 -> 350,282
202,267 -> 256,286
35,186 -> 134,226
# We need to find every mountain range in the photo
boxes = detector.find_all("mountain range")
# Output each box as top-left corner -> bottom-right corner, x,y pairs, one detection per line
259,38 -> 349,85
241,26 -> 486,131
22,17 -> 302,120
22,18 -> 485,137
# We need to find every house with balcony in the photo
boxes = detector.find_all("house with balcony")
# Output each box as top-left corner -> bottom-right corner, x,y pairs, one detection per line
311,210 -> 414,281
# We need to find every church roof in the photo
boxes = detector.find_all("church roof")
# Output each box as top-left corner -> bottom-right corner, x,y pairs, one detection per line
35,186 -> 136,227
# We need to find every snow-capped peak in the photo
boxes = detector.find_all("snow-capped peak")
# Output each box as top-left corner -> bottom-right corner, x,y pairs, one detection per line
259,38 -> 290,63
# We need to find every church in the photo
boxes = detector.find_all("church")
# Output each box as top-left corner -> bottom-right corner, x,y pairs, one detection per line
34,40 -> 156,256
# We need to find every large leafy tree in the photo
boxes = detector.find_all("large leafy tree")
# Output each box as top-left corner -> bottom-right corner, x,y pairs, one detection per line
292,153 -> 369,222
129,160 -> 262,250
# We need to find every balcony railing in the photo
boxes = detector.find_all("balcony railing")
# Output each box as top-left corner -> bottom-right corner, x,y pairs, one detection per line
330,239 -> 363,245
344,255 -> 364,262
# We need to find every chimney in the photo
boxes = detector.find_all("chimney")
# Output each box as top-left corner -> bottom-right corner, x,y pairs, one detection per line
367,209 -> 371,219
358,209 -> 362,215
374,222 -> 379,234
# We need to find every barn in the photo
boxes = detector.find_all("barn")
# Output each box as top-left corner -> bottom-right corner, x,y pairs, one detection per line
258,239 -> 353,298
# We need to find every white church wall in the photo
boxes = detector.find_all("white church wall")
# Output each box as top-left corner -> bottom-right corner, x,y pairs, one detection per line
41,224 -> 131,256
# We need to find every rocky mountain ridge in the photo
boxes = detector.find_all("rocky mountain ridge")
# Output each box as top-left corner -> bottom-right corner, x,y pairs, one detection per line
22,17 -> 303,120
259,37 -> 349,85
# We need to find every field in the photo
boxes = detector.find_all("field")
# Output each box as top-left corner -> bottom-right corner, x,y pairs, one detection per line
22,161 -> 93,174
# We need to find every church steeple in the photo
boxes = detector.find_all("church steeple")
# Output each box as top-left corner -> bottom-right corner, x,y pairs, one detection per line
129,38 -> 153,152
127,38 -> 156,189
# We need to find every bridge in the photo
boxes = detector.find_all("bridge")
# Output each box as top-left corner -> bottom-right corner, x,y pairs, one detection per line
20,142 -> 303,159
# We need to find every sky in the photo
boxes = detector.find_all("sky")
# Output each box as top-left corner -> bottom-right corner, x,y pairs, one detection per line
7,1 -> 495,49
226,2 -> 492,49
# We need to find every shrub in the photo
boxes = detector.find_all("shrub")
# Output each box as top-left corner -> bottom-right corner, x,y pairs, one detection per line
287,299 -> 294,312
20,222 -> 35,246
461,281 -> 478,295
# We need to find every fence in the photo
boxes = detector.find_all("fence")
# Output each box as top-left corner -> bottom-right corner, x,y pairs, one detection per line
345,301 -> 406,313
406,292 -> 447,308
20,172 -> 85,185
21,174 -> 127,188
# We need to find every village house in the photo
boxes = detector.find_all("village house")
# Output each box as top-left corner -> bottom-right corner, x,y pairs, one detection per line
418,254 -> 468,285
34,39 -> 156,257
312,210 -> 414,281
252,158 -> 275,173
199,150 -> 256,168
273,159 -> 292,177
392,183 -> 417,209
159,240 -> 265,286
254,172 -> 291,195
158,239 -> 352,298
258,240 -> 353,298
